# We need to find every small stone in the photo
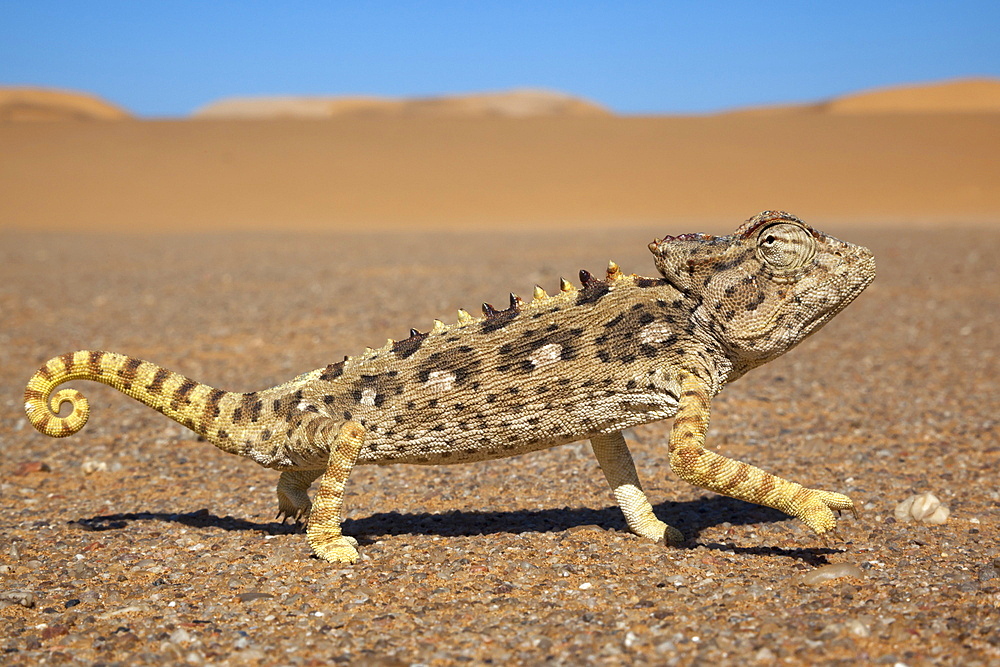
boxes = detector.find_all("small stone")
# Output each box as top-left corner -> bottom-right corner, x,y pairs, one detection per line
894,492 -> 950,524
13,461 -> 50,476
233,649 -> 266,661
0,591 -> 35,607
170,628 -> 192,644
844,618 -> 872,638
70,562 -> 96,579
754,647 -> 776,663
237,592 -> 276,603
655,640 -> 677,654
566,524 -> 604,533
81,460 -> 108,474
800,563 -> 865,585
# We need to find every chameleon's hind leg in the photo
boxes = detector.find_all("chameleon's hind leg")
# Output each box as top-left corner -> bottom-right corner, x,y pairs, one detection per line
276,469 -> 323,525
591,432 -> 685,545
307,420 -> 366,563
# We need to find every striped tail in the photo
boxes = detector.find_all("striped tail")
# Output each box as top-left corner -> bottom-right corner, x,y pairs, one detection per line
24,350 -> 233,440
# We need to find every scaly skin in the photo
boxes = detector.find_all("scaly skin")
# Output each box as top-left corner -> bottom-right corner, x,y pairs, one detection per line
24,211 -> 875,563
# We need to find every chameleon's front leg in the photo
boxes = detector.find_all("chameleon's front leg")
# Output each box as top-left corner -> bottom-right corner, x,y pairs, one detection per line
276,469 -> 323,525
669,372 -> 854,538
590,432 -> 685,545
306,420 -> 366,563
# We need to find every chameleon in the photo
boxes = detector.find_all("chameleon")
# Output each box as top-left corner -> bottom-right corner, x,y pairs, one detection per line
24,211 -> 875,563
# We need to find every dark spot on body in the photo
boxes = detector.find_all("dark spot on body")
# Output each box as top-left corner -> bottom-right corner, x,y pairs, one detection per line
480,307 -> 518,333
392,331 -> 428,359
120,355 -> 140,377
576,281 -> 610,306
146,368 -> 170,394
320,362 -> 344,381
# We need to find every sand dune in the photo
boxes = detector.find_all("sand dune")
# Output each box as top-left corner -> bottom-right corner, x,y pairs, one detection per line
0,78 -> 997,233
821,78 -> 1000,114
2,112 -> 997,233
194,89 -> 611,119
0,88 -> 131,122
720,78 -> 1000,116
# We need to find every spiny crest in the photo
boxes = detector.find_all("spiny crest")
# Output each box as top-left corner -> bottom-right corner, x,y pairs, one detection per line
345,259 -> 633,366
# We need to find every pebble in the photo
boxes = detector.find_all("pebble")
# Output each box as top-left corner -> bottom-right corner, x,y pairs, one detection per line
894,492 -> 950,524
0,590 -> 35,607
81,460 -> 109,474
237,591 -> 276,602
800,563 -> 866,585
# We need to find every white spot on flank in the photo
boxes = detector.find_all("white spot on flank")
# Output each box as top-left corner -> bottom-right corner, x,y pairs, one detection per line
529,343 -> 562,369
360,388 -> 378,407
424,370 -> 456,393
297,402 -> 310,411
638,322 -> 673,344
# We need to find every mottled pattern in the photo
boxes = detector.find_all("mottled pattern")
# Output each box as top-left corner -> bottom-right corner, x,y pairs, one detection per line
24,211 -> 875,563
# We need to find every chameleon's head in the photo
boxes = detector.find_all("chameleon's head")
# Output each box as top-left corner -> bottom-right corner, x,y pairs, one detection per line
648,211 -> 875,375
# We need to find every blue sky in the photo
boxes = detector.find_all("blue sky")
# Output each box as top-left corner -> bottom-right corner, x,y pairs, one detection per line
2,1 -> 998,117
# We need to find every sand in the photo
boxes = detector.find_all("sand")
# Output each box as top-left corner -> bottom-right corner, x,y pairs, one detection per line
193,88 -> 612,119
1,112 -> 998,235
0,225 -> 997,664
0,88 -> 131,122
1,78 -> 999,234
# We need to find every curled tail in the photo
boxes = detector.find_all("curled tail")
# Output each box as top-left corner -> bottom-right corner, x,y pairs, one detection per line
25,350 -> 233,440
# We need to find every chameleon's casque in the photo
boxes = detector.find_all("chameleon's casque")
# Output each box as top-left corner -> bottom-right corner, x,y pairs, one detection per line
25,212 -> 875,563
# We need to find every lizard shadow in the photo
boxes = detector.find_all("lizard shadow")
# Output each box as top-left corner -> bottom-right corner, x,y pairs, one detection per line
345,496 -> 843,565
74,496 -> 842,565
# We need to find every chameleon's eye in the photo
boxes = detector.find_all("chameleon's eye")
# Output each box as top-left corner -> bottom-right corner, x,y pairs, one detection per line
756,223 -> 814,270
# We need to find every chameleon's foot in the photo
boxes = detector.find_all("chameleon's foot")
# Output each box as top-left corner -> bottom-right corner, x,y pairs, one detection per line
795,488 -> 855,537
275,497 -> 311,526
308,533 -> 360,563
628,516 -> 684,546
276,469 -> 322,526
662,524 -> 685,546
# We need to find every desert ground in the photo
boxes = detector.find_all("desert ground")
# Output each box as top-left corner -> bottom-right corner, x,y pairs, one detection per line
1,80 -> 998,664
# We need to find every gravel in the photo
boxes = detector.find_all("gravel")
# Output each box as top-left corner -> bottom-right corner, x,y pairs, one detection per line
1,225 -> 998,665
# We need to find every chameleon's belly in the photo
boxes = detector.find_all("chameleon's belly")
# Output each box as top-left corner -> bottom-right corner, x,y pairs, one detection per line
357,389 -> 679,465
